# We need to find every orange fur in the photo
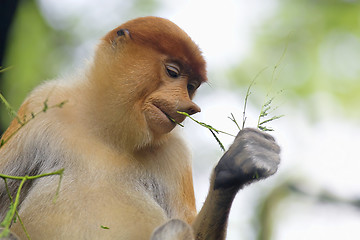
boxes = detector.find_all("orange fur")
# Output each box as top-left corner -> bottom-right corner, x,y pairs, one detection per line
180,165 -> 197,223
0,17 -> 281,240
0,17 -> 204,239
103,17 -> 207,83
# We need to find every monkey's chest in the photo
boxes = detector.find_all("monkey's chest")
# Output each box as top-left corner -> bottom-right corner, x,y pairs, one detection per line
138,177 -> 173,217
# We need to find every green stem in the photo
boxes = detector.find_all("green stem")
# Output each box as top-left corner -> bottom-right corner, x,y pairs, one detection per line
0,168 -> 64,181
0,168 -> 64,238
242,67 -> 267,130
177,111 -> 235,137
0,100 -> 67,148
15,211 -> 31,240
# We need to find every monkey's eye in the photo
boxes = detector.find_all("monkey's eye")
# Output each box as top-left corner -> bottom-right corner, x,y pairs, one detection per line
187,82 -> 199,93
165,64 -> 180,78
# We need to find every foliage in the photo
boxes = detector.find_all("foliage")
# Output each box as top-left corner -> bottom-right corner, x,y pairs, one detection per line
229,0 -> 360,119
177,111 -> 235,151
0,0 -> 64,131
177,64 -> 283,151
100,225 -> 110,230
176,45 -> 286,151
0,94 -> 67,148
257,44 -> 286,131
0,67 -> 13,73
0,93 -> 65,239
257,98 -> 283,132
0,169 -> 64,239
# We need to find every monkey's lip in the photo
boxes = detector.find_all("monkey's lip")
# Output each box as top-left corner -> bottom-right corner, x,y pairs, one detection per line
145,103 -> 185,135
153,104 -> 177,126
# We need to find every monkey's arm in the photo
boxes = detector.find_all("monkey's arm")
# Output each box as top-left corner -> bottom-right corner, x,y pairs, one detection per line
192,128 -> 281,240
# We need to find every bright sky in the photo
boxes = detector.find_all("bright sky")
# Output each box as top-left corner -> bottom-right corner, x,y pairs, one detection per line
37,0 -> 360,239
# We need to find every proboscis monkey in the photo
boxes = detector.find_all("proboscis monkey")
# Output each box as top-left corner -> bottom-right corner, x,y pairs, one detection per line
0,17 -> 280,240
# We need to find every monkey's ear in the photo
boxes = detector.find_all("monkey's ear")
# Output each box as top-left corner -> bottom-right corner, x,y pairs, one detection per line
116,29 -> 131,39
110,28 -> 131,47
111,28 -> 131,48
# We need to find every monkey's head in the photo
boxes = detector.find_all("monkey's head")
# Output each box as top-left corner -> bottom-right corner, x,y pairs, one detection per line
89,17 -> 206,150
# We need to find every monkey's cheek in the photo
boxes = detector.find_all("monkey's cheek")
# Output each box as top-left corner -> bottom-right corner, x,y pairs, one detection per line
144,106 -> 176,135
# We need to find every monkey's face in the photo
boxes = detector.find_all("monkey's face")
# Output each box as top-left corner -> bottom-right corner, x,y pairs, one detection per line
95,17 -> 207,147
97,44 -> 203,140
142,58 -> 202,136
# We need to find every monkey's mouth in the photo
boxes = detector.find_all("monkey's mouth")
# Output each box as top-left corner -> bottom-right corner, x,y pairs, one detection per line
147,103 -> 177,128
153,104 -> 176,125
144,102 -> 184,135
156,105 -> 186,126
163,112 -> 181,126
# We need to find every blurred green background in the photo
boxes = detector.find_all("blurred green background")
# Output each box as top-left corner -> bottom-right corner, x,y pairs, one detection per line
1,0 -> 360,239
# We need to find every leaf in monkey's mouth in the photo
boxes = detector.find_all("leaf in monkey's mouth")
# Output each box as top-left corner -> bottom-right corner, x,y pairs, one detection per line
164,112 -> 184,127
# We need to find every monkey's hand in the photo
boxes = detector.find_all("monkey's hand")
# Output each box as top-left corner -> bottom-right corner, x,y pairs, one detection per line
214,128 -> 281,190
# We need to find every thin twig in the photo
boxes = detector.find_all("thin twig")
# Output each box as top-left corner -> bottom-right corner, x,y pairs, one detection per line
0,93 -> 22,125
0,169 -> 64,239
177,111 -> 235,137
242,67 -> 267,130
228,113 -> 240,131
256,42 -> 288,131
0,94 -> 67,238
177,111 -> 236,151
0,99 -> 67,148
0,66 -> 13,73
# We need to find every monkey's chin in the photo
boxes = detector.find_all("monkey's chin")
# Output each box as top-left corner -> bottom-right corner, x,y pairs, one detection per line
144,104 -> 177,136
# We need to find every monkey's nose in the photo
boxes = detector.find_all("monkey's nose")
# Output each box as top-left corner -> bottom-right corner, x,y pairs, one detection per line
179,101 -> 201,116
